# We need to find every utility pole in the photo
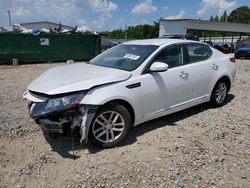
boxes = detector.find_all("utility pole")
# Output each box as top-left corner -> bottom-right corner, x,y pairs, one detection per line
125,20 -> 127,40
7,10 -> 12,27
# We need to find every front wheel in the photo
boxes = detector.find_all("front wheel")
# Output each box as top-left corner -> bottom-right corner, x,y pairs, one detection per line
210,81 -> 228,107
89,102 -> 131,148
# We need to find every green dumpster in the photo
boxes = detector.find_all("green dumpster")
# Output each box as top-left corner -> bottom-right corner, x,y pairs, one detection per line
0,32 -> 101,64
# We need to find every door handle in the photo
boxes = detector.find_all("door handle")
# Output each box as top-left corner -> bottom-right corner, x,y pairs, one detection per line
212,64 -> 218,70
179,71 -> 189,78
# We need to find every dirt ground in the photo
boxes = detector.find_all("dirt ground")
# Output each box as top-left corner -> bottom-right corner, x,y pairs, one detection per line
0,58 -> 249,188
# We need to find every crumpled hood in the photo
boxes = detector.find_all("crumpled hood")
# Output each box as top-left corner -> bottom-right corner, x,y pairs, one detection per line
27,62 -> 131,95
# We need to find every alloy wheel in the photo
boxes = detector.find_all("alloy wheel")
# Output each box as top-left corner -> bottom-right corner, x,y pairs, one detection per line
92,111 -> 125,143
215,82 -> 227,104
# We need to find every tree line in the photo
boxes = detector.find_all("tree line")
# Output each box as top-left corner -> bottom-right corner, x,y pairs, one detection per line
101,21 -> 159,40
210,6 -> 250,23
101,6 -> 250,40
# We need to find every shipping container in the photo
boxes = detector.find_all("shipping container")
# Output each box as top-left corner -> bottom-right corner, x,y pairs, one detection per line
0,32 -> 101,64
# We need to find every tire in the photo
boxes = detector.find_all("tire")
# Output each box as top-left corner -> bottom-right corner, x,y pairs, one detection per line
210,80 -> 228,107
234,53 -> 239,59
89,102 -> 131,148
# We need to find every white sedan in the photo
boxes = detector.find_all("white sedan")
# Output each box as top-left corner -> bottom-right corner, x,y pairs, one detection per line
23,38 -> 236,148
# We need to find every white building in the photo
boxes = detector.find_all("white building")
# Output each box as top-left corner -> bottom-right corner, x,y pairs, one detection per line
20,21 -> 74,31
159,19 -> 250,40
0,27 -> 7,32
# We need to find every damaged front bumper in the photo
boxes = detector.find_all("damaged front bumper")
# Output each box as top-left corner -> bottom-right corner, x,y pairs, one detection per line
34,105 -> 98,143
23,90 -> 99,143
38,118 -> 69,133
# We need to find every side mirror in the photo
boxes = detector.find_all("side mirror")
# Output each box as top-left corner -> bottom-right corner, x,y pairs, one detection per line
149,62 -> 169,72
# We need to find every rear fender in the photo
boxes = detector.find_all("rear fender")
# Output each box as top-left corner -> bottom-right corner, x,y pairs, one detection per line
210,73 -> 232,97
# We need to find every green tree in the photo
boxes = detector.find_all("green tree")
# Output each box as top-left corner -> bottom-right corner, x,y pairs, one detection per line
220,10 -> 227,22
227,6 -> 250,24
102,21 -> 160,40
214,15 -> 219,21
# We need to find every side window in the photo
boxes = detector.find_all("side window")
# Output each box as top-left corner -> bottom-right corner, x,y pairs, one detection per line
152,45 -> 183,68
186,44 -> 212,63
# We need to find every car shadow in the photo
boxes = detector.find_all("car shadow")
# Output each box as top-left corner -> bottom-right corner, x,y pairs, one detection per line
44,94 -> 235,159
43,132 -> 83,159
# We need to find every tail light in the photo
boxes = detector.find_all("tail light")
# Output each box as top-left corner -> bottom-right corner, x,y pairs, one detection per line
229,57 -> 235,63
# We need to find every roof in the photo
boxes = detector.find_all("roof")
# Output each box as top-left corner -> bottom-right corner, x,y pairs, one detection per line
160,18 -> 250,27
0,27 -> 7,32
124,38 -> 198,46
159,18 -> 250,33
20,21 -> 74,29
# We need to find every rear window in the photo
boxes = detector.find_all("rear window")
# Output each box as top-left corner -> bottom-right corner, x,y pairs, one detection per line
186,44 -> 212,63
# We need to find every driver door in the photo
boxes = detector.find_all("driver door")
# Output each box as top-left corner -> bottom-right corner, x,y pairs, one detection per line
140,44 -> 190,117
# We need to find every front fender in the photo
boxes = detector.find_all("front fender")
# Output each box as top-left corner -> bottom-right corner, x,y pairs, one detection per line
80,107 -> 99,144
80,79 -> 143,122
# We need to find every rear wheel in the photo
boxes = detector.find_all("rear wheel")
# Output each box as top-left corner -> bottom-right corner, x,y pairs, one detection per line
210,81 -> 228,107
89,102 -> 131,148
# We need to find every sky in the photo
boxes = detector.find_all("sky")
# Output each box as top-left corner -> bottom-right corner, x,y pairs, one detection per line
0,0 -> 249,31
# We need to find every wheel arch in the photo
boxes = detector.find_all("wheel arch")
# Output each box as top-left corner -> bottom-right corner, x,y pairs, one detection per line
210,75 -> 231,101
102,99 -> 135,125
216,75 -> 231,92
209,75 -> 231,107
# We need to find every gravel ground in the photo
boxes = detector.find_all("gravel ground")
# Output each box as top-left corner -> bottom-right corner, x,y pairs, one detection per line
0,58 -> 249,188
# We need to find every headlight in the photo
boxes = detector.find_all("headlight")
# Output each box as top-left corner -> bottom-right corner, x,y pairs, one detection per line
30,92 -> 85,118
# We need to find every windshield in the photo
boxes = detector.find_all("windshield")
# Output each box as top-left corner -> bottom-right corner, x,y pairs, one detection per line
90,44 -> 158,71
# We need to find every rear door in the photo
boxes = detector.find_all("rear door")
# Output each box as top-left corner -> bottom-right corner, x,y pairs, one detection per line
184,43 -> 215,100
